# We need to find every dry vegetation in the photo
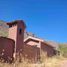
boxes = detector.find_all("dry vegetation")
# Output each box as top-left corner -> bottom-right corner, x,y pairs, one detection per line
0,56 -> 66,67
0,52 -> 67,67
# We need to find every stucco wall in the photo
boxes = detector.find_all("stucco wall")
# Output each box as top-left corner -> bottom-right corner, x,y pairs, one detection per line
8,21 -> 25,53
26,41 -> 38,46
8,25 -> 17,42
41,42 -> 57,57
0,37 -> 15,62
16,21 -> 25,52
24,39 -> 57,62
23,44 -> 40,62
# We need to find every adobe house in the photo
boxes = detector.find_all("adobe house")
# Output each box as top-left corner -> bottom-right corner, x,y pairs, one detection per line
7,20 -> 26,53
0,20 -> 57,62
0,20 -> 26,62
24,36 -> 57,59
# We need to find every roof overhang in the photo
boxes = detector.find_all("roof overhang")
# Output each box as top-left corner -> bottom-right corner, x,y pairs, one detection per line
24,36 -> 44,43
24,36 -> 57,49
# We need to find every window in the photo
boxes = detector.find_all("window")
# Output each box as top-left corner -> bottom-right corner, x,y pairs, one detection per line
19,28 -> 22,34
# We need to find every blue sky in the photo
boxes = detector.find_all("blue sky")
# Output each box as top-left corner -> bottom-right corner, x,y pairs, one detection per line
0,0 -> 67,43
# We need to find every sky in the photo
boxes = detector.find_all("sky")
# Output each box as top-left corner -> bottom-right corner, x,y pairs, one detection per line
0,0 -> 67,43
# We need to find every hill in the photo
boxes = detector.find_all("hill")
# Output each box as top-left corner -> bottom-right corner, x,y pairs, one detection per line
0,20 -> 8,37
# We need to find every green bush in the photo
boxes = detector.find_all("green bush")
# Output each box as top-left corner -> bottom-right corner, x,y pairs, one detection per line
58,44 -> 67,57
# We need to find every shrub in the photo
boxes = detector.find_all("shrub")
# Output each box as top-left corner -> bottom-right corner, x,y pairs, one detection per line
58,44 -> 67,57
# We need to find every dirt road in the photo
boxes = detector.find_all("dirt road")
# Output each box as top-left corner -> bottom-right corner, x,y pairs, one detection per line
60,60 -> 67,67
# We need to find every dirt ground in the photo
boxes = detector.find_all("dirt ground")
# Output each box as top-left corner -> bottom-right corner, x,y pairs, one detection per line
60,60 -> 67,67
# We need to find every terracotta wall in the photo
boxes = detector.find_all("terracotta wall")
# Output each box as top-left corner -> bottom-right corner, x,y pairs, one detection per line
8,25 -> 17,42
8,21 -> 25,53
23,41 -> 57,62
26,40 -> 39,46
23,44 -> 40,62
41,42 -> 57,57
0,37 -> 15,62
16,21 -> 25,52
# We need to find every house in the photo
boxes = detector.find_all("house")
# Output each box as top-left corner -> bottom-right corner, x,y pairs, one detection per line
0,20 -> 26,62
24,36 -> 57,60
0,20 -> 57,62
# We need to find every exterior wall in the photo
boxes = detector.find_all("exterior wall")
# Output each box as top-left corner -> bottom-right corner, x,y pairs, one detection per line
24,39 -> 57,62
8,25 -> 17,42
41,42 -> 56,57
8,21 -> 25,53
0,37 -> 15,62
16,21 -> 25,52
22,41 -> 57,62
26,41 -> 38,46
23,44 -> 40,62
